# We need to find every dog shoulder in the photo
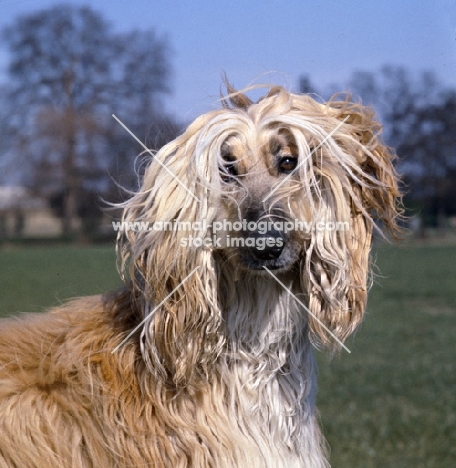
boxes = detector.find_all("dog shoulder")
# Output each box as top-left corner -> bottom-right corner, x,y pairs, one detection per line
0,292 -> 141,396
0,292 -> 147,467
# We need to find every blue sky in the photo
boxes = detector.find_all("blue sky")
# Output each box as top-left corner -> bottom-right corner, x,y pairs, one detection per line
0,0 -> 455,120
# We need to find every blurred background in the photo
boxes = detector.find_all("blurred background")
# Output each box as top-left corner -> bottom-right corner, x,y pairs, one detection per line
0,0 -> 455,241
0,1 -> 455,467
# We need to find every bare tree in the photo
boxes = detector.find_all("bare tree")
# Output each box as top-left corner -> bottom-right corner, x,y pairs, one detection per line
347,66 -> 456,227
397,90 -> 456,226
106,30 -> 180,194
2,5 -> 175,236
298,75 -> 318,95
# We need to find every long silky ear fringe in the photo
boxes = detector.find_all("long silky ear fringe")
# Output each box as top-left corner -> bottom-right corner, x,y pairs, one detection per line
139,248 -> 223,387
295,94 -> 403,349
326,94 -> 404,239
302,210 -> 372,350
115,116 -> 227,387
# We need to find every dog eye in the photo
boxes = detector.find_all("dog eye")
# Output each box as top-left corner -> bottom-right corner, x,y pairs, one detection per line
278,156 -> 298,174
219,162 -> 238,181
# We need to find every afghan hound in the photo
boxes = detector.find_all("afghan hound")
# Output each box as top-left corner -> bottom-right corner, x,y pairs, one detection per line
0,84 -> 402,467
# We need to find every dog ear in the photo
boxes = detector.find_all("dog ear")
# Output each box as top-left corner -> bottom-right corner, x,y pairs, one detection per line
328,96 -> 402,237
301,96 -> 402,348
222,79 -> 253,110
117,118 -> 223,387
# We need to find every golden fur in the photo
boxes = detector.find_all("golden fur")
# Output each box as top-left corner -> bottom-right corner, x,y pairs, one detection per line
0,84 -> 402,467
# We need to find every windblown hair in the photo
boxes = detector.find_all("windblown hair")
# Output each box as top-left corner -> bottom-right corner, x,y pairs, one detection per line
0,84 -> 402,468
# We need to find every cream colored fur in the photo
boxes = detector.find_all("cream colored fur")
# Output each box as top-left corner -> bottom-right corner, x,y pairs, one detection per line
0,84 -> 402,467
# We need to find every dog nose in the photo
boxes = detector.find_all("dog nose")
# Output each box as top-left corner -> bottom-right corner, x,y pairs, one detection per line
247,229 -> 285,260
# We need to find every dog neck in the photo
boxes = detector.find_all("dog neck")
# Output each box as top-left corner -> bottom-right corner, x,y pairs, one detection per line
218,265 -> 310,370
214,265 -> 317,453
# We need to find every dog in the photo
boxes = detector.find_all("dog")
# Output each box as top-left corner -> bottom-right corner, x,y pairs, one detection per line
0,84 -> 401,467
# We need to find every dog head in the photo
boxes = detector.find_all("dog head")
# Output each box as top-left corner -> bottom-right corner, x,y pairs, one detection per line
118,83 -> 402,385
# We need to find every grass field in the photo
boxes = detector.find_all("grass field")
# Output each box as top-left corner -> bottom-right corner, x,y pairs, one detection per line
0,244 -> 121,315
0,243 -> 455,467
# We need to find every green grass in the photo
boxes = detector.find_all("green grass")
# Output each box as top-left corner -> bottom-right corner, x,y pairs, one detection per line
0,243 -> 455,466
0,244 -> 121,315
317,244 -> 456,467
